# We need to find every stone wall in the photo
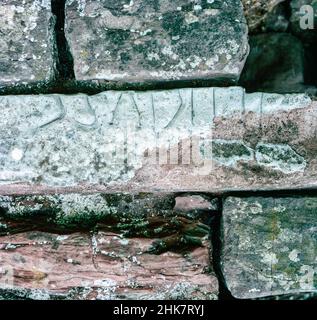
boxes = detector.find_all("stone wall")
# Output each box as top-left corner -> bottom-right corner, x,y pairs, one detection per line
0,0 -> 316,300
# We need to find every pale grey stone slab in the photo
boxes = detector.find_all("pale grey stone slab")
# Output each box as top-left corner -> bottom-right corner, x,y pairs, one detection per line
222,196 -> 317,299
0,87 -> 315,195
0,0 -> 56,88
65,0 -> 249,84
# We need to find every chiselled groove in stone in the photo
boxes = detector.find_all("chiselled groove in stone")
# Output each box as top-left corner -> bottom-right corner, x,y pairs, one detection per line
123,127 -> 128,173
260,92 -> 264,116
164,91 -> 184,129
242,87 -> 247,131
131,95 -> 141,128
90,232 -> 99,271
213,88 -> 216,117
0,87 -> 314,192
109,93 -> 123,126
191,89 -> 194,126
72,96 -> 97,127
38,96 -> 66,129
151,93 -> 156,132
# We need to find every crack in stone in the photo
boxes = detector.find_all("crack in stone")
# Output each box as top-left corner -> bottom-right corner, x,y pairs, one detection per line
210,197 -> 235,300
51,0 -> 75,80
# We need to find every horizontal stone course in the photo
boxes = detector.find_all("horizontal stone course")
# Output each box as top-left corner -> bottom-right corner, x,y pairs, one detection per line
0,87 -> 316,195
0,193 -> 218,300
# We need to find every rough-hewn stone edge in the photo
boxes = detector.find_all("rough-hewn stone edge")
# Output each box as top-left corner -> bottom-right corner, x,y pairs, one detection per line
1,183 -> 317,197
242,289 -> 317,300
253,291 -> 317,300
0,192 -> 217,239
0,78 -> 240,96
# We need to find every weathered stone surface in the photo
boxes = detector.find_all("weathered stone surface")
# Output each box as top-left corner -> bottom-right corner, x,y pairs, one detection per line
221,196 -> 317,299
0,0 -> 56,88
239,33 -> 308,93
0,193 -> 218,300
0,87 -> 316,194
242,0 -> 287,33
0,231 -> 217,300
65,0 -> 249,84
0,193 -> 177,230
256,291 -> 317,300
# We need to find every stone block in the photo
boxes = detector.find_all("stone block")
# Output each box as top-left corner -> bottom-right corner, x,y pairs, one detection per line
0,193 -> 218,300
0,0 -> 56,88
65,0 -> 249,84
222,196 -> 317,299
0,87 -> 315,195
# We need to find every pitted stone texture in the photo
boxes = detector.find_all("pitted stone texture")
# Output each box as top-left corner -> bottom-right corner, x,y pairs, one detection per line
65,0 -> 249,84
0,87 -> 316,195
222,197 -> 317,299
0,0 -> 56,88
0,193 -> 175,224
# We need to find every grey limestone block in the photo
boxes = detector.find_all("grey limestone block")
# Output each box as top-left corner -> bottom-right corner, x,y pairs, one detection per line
65,0 -> 249,85
0,0 -> 57,89
222,196 -> 317,299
